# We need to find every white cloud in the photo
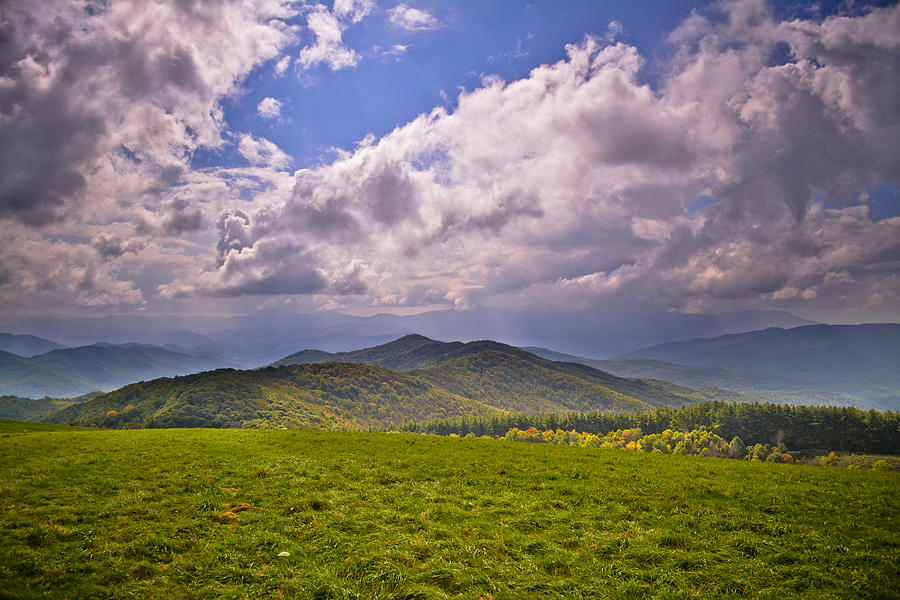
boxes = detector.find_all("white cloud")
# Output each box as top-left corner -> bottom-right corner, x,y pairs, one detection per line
257,97 -> 283,119
297,2 -> 375,71
333,0 -> 375,24
388,4 -> 439,31
237,134 -> 292,171
274,55 -> 292,76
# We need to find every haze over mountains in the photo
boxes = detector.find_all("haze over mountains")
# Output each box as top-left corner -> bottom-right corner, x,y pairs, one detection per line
528,324 -> 900,411
1,307 -> 815,366
0,333 -> 68,357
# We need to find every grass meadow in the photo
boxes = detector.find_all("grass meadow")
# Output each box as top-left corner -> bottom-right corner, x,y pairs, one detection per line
1,425 -> 897,599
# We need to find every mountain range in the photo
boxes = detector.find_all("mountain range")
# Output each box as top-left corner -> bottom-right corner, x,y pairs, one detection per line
3,322 -> 897,427
39,335 -> 741,429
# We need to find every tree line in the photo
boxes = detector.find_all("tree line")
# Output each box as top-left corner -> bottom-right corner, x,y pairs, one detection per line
501,427 -> 794,462
402,401 -> 900,455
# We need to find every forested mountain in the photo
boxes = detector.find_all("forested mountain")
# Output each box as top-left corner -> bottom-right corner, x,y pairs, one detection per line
272,334 -> 478,370
0,350 -> 91,398
619,324 -> 899,379
274,335 -> 740,408
0,333 -> 67,357
45,363 -> 499,429
29,329 -> 897,431
411,350 -> 651,414
0,344 -> 232,398
526,347 -> 798,390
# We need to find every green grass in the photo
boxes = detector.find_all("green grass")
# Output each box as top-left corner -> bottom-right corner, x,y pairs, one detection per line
1,429 -> 898,599
0,418 -> 90,433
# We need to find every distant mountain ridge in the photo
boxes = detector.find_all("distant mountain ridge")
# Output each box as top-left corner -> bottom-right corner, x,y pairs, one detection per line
0,343 -> 232,398
610,324 -> 900,410
0,332 -> 67,357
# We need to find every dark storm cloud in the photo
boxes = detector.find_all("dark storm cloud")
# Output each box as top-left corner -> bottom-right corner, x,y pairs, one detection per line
90,234 -> 145,259
163,199 -> 203,235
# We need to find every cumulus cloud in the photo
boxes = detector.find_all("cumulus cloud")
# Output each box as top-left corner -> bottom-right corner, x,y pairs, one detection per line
334,0 -> 376,24
166,1 -> 899,321
388,4 -> 439,31
0,0 -> 297,227
257,97 -> 283,119
237,134 -> 292,171
0,0 -> 299,310
297,1 -> 375,71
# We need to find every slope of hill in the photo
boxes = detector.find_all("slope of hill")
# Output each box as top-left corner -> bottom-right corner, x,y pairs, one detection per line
0,332 -> 67,357
0,393 -> 101,421
45,363 -> 499,430
0,344 -> 232,398
411,350 -> 651,413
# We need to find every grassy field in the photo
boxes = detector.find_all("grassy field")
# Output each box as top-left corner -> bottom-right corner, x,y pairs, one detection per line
1,427 -> 897,599
0,418 -> 89,433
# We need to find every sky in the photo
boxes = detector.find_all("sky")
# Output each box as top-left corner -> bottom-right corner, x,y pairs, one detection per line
1,0 -> 899,328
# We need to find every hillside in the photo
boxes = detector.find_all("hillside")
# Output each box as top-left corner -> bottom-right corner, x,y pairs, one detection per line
45,363 -> 500,429
0,393 -> 100,421
274,335 -> 740,408
411,350 -> 651,413
0,332 -> 67,357
0,343 -> 232,398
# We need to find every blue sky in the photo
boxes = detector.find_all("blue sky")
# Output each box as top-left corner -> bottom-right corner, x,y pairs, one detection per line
1,0 -> 898,327
217,0 -> 879,169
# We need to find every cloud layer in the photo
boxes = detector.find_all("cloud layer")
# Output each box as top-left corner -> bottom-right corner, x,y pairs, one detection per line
2,0 -> 899,321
